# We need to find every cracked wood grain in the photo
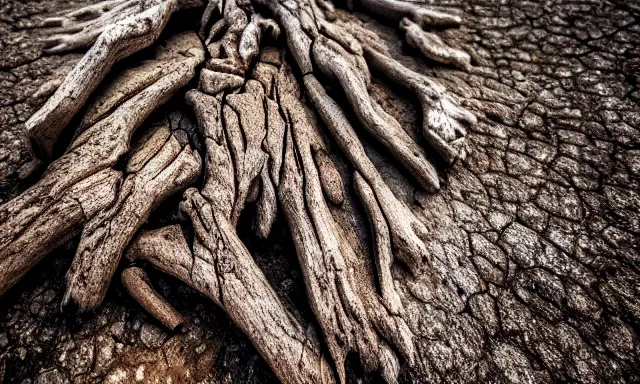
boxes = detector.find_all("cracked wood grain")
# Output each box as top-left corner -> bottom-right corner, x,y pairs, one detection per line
121,266 -> 185,330
126,89 -> 336,384
25,0 -> 182,160
63,123 -> 201,312
0,31 -> 203,298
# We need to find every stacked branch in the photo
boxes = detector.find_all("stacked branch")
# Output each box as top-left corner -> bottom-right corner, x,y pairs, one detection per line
0,32 -> 204,298
125,83 -> 335,383
0,0 -> 480,382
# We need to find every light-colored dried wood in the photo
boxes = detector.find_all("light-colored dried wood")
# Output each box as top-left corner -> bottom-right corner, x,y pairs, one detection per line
64,123 -> 201,311
3,1 -> 478,382
26,0 -> 181,159
127,90 -> 336,384
364,46 -> 476,164
0,32 -> 203,298
312,36 -> 440,191
121,266 -> 185,330
278,65 -> 412,384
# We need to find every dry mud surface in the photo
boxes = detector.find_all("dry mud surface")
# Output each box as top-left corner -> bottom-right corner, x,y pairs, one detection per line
1,0 -> 639,383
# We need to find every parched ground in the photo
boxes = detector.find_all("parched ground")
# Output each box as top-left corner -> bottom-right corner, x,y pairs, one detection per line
1,0 -> 639,383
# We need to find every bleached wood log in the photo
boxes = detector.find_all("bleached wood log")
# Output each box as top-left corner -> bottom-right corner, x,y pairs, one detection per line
63,123 -> 201,311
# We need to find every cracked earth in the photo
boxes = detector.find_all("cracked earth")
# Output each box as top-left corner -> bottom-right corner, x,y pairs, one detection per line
1,0 -> 639,383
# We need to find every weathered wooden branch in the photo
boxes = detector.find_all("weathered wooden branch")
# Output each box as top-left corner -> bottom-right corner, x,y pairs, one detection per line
304,74 -> 431,277
42,0 -> 157,53
64,122 -> 201,311
0,32 -> 203,298
26,0 -> 181,160
364,45 -> 476,164
312,36 -> 440,191
126,89 -> 336,384
0,168 -> 121,296
358,0 -> 461,27
203,0 -> 279,76
400,17 -> 471,70
121,266 -> 185,330
254,0 -> 314,74
240,14 -> 281,62
353,171 -> 403,315
278,67 -> 413,383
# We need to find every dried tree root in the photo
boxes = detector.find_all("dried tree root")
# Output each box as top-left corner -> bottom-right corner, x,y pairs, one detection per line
42,0 -> 155,53
353,171 -> 402,315
63,121 -> 201,312
254,0 -> 314,74
274,65 -> 416,383
224,81 -> 272,226
2,0 -> 480,382
203,0 -> 249,75
26,0 -> 181,160
203,0 -> 279,76
319,19 -> 474,165
358,0 -> 461,27
240,14 -> 281,62
0,168 -> 120,296
356,0 -> 470,67
312,36 -> 440,191
0,32 -> 203,298
254,0 -> 473,187
364,46 -> 476,163
304,74 -> 431,277
400,18 -> 471,70
77,33 -> 206,133
128,203 -> 334,384
121,266 -> 185,330
126,89 -> 336,384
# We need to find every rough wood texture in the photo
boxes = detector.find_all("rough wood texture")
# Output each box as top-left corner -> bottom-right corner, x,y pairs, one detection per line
0,0 -> 575,382
25,0 -> 180,159
313,37 -> 440,191
0,31 -> 203,297
2,1 -> 638,383
278,66 -> 414,383
126,89 -> 336,384
304,74 -> 431,277
64,122 -> 201,312
364,46 -> 476,164
121,266 -> 185,330
0,168 -> 120,296
0,0 -> 477,380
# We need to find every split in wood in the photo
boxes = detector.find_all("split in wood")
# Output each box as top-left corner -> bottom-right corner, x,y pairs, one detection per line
0,32 -> 203,300
278,65 -> 413,383
126,88 -> 336,384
